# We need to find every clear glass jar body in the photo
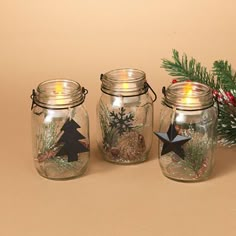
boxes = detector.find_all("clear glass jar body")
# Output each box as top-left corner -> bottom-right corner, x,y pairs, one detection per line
97,68 -> 155,164
31,79 -> 89,180
157,82 -> 218,182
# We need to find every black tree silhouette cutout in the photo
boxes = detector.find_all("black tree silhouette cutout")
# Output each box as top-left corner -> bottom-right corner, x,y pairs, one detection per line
56,119 -> 89,162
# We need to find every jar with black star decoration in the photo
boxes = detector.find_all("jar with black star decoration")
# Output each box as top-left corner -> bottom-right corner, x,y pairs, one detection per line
31,79 -> 89,180
97,68 -> 157,164
154,81 -> 218,182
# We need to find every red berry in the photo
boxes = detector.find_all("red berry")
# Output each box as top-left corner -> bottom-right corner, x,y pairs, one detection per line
212,90 -> 219,96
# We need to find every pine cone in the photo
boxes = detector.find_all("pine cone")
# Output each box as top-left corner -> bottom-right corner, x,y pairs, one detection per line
114,131 -> 146,161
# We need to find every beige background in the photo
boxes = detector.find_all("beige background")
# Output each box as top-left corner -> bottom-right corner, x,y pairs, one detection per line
1,0 -> 236,235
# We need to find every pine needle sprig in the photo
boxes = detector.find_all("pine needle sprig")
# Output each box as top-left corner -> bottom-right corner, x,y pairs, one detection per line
213,60 -> 236,96
161,49 -> 216,88
218,103 -> 236,146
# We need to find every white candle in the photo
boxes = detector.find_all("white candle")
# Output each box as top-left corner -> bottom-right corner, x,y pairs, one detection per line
44,82 -> 67,123
112,83 -> 140,107
54,82 -> 65,105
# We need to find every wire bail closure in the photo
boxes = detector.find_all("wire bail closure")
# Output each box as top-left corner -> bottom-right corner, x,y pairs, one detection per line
162,86 -> 166,97
82,87 -> 88,97
30,86 -> 88,110
30,89 -> 36,110
100,73 -> 157,103
144,82 -> 157,103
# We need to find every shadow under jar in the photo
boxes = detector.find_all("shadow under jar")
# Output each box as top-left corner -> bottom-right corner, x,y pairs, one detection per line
97,68 -> 157,164
31,79 -> 90,180
155,81 -> 218,182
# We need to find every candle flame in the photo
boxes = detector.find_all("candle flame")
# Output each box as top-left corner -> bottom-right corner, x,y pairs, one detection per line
55,83 -> 63,94
54,82 -> 64,105
183,83 -> 193,104
123,83 -> 129,89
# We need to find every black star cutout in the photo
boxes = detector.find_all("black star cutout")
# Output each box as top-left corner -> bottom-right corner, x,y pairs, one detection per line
154,124 -> 191,159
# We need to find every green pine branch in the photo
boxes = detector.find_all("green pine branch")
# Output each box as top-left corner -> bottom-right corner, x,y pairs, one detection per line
213,60 -> 236,96
217,99 -> 236,146
161,49 -> 216,88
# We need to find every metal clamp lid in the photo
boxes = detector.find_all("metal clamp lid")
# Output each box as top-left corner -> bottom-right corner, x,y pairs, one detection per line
100,69 -> 157,103
30,79 -> 88,110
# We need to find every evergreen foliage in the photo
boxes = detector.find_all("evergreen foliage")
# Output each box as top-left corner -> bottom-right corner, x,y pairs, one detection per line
161,49 -> 236,146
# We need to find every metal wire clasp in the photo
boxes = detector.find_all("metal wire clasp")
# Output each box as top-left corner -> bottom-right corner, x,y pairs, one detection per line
30,89 -> 37,110
144,82 -> 157,103
162,86 -> 166,97
82,87 -> 88,97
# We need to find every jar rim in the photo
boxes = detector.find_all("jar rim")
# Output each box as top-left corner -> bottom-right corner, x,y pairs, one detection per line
164,81 -> 214,110
101,68 -> 148,96
103,68 -> 145,81
33,79 -> 86,109
37,79 -> 80,92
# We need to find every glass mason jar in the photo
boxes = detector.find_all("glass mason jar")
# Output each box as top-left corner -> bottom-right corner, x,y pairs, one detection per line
155,81 -> 218,182
31,79 -> 89,180
97,68 -> 157,164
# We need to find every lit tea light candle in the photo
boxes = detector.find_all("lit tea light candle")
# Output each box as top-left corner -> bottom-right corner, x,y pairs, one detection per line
54,82 -> 65,105
122,82 -> 129,90
182,82 -> 193,105
44,82 -> 67,123
112,82 -> 139,107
